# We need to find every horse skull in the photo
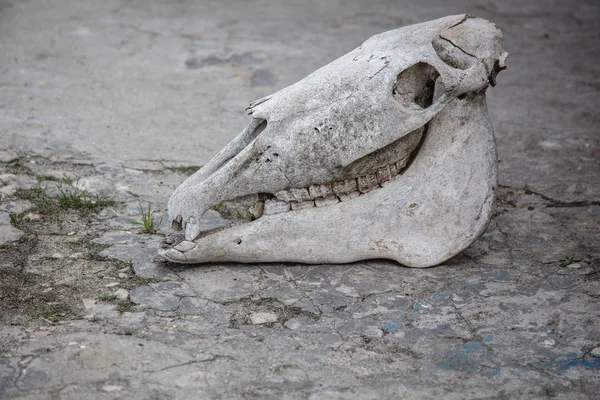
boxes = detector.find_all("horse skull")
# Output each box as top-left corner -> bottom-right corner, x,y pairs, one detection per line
160,14 -> 508,267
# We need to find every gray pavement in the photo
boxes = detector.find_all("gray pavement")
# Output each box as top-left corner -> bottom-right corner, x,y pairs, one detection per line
1,0 -> 599,399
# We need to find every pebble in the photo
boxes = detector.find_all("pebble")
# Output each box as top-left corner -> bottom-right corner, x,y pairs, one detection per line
591,347 -> 600,357
0,185 -> 17,196
542,339 -> 556,348
249,312 -> 278,325
98,207 -> 119,220
364,328 -> 384,338
24,212 -> 42,221
64,236 -> 81,244
102,385 -> 122,392
284,319 -> 301,330
51,253 -> 64,259
30,330 -> 52,339
82,299 -> 97,310
113,288 -> 129,300
105,282 -> 120,288
118,272 -> 127,279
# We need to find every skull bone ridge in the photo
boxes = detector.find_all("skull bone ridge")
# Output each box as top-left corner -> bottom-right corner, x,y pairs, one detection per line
159,14 -> 508,268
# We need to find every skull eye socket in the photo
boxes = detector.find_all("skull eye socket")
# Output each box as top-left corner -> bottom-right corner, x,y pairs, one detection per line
393,62 -> 439,109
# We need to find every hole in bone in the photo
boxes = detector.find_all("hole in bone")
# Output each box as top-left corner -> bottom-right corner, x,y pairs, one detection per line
393,62 -> 439,109
172,215 -> 183,231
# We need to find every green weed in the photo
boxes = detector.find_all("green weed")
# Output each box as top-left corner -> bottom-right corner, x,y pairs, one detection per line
559,252 -> 583,267
14,188 -> 58,217
116,302 -> 134,313
9,213 -> 28,229
97,294 -> 119,302
27,305 -> 66,323
56,179 -> 116,210
133,203 -> 163,234
135,277 -> 159,286
167,165 -> 201,176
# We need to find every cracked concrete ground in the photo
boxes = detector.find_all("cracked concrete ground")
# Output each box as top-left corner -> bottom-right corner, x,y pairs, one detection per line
1,0 -> 599,398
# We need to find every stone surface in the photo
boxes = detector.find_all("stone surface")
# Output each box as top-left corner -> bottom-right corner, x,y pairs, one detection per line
0,1 -> 598,400
0,212 -> 24,246
163,15 -> 506,267
249,312 -> 278,325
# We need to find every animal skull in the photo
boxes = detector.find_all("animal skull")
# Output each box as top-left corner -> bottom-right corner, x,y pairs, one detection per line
159,14 -> 508,268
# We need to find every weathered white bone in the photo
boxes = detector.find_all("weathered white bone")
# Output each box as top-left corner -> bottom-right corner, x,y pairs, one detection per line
160,14 -> 508,267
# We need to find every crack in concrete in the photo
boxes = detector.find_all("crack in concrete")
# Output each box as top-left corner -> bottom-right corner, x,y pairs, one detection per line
499,184 -> 600,207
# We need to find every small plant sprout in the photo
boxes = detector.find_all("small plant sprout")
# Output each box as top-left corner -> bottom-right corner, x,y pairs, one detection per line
136,277 -> 160,286
116,302 -> 134,313
97,294 -> 119,302
559,252 -> 583,267
133,203 -> 163,234
56,178 -> 116,211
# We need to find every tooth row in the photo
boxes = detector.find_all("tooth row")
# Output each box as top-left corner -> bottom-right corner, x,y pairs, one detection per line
275,158 -> 408,203
223,158 -> 411,219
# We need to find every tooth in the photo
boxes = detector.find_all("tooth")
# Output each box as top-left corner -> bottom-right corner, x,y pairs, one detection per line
339,191 -> 360,202
275,187 -> 311,202
396,158 -> 408,173
274,190 -> 291,202
185,217 -> 201,241
389,163 -> 398,176
315,195 -> 340,207
290,188 -> 311,201
308,184 -> 333,199
291,200 -> 315,211
248,201 -> 264,219
264,199 -> 290,215
332,179 -> 358,196
174,241 -> 196,252
376,166 -> 392,185
357,174 -> 378,193
165,248 -> 184,260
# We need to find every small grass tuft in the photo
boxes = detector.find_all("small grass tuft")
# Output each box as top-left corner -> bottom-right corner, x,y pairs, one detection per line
559,252 -> 583,267
36,175 -> 62,183
211,202 -> 223,211
133,203 -> 163,234
116,301 -> 135,313
26,305 -> 66,323
9,213 -> 28,229
167,165 -> 202,176
56,179 -> 116,211
123,259 -> 133,268
14,188 -> 58,217
97,294 -> 119,302
135,277 -> 160,286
